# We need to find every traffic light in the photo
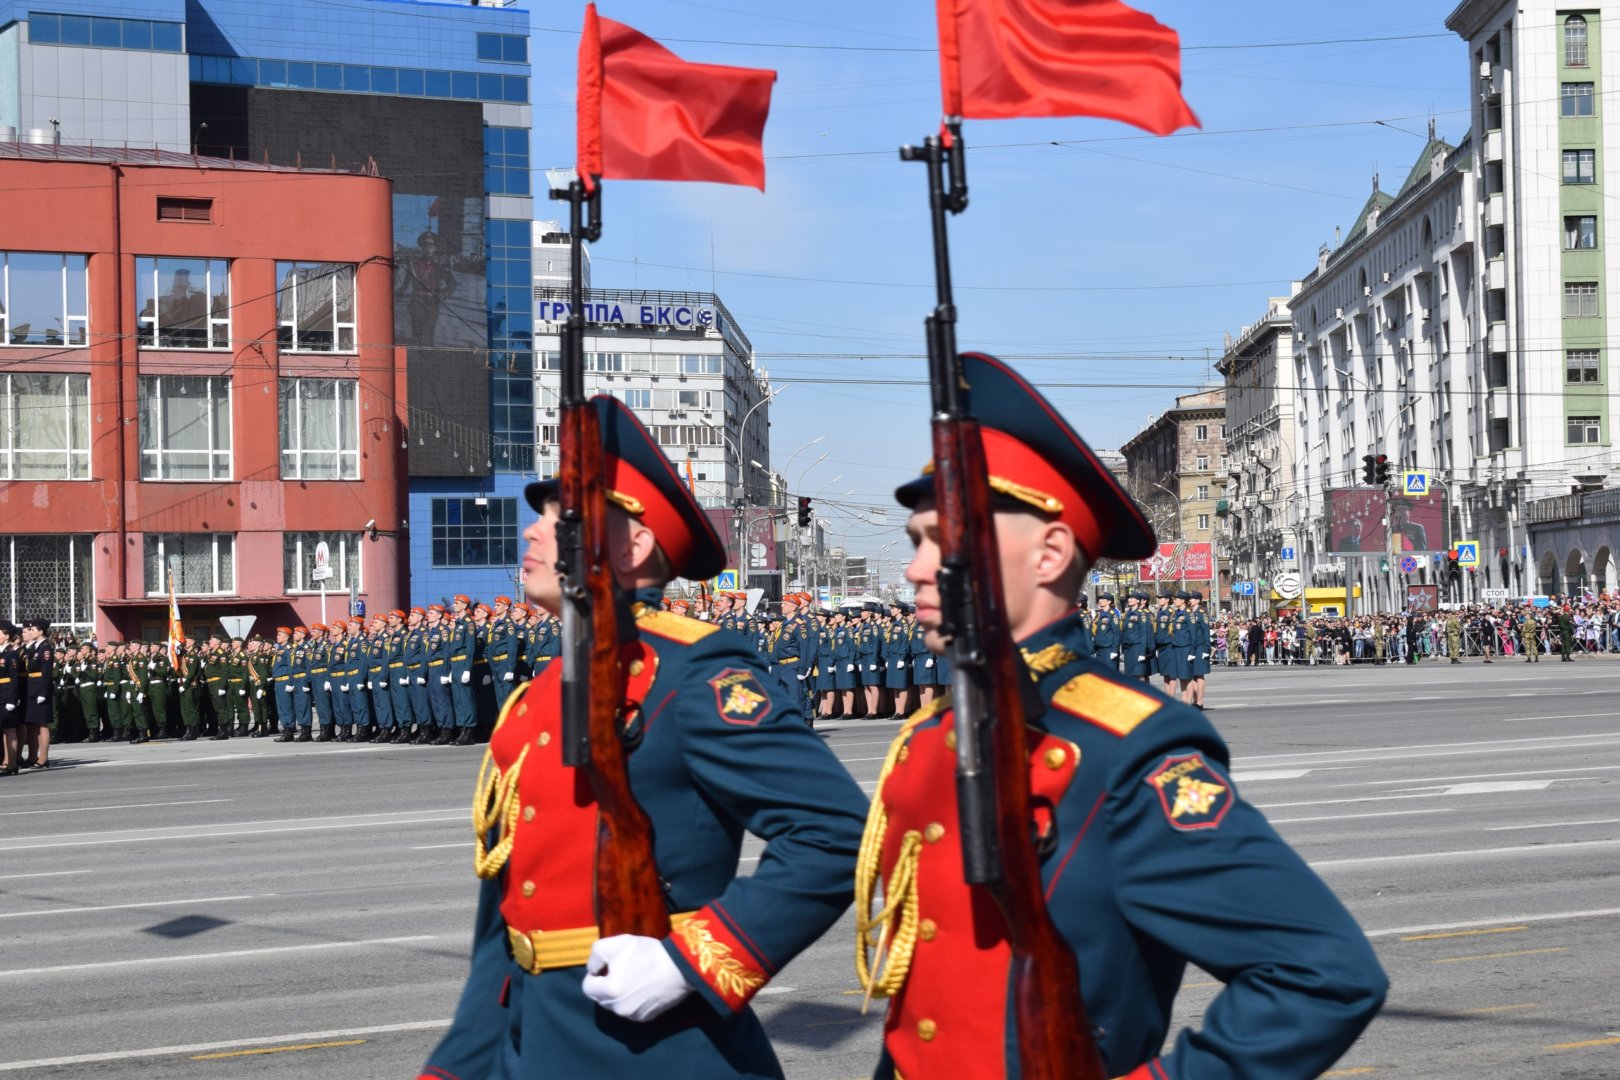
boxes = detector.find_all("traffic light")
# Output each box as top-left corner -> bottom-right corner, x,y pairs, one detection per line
1373,454 -> 1392,486
797,496 -> 812,527
1361,454 -> 1377,486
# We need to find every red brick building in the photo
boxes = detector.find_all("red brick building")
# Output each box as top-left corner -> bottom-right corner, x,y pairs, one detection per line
0,144 -> 406,641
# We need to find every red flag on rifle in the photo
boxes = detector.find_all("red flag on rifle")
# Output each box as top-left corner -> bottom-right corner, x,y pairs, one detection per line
936,0 -> 1198,135
578,3 -> 776,190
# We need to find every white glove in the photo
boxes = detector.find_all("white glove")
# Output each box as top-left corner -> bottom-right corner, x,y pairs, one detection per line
366,681 -> 374,690
238,689 -> 246,697
300,686 -> 310,693
1136,655 -> 1145,663
417,676 -> 428,686
460,671 -> 471,685
399,678 -> 410,687
846,664 -> 854,672
256,690 -> 264,699
323,681 -> 332,691
3,703 -> 12,712
797,673 -> 808,681
503,672 -> 514,682
581,935 -> 693,1023
481,674 -> 492,685
925,659 -> 935,668
440,674 -> 451,685
283,685 -> 293,694
1110,652 -> 1119,661
339,684 -> 347,692
217,689 -> 226,697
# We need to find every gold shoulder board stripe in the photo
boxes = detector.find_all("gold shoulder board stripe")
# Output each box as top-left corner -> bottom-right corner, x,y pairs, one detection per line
1050,672 -> 1158,737
637,609 -> 721,645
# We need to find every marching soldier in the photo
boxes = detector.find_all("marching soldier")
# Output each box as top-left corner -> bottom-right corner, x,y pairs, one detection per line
1187,590 -> 1210,710
0,622 -> 19,774
20,620 -> 54,767
421,395 -> 867,1080
396,608 -> 425,742
857,353 -> 1385,1080
423,605 -> 453,744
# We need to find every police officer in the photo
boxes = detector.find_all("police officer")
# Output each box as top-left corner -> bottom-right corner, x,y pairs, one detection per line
420,395 -> 868,1079
857,353 -> 1385,1079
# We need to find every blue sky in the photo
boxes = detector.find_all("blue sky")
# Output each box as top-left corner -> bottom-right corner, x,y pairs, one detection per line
526,1 -> 1470,567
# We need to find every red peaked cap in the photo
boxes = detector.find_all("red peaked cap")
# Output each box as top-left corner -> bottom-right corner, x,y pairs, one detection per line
526,395 -> 728,582
895,352 -> 1156,562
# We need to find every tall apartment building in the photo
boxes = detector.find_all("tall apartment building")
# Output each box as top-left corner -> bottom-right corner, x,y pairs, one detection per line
1,0 -> 534,603
1217,293 -> 1300,611
0,146 -> 404,639
1447,0 -> 1620,594
1119,388 -> 1229,601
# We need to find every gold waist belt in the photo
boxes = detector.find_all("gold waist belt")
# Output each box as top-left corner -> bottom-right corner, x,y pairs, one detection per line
506,911 -> 696,975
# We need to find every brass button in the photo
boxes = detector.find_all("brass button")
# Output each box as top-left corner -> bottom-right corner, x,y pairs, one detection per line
538,731 -> 551,747
919,918 -> 937,942
917,1018 -> 937,1041
944,730 -> 957,751
521,880 -> 536,898
629,659 -> 645,676
523,805 -> 536,823
898,745 -> 910,763
1044,747 -> 1066,769
924,822 -> 946,844
517,703 -> 528,716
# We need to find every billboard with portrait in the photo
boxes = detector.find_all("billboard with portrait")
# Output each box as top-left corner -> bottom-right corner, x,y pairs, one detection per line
1389,488 -> 1447,554
1327,488 -> 1388,554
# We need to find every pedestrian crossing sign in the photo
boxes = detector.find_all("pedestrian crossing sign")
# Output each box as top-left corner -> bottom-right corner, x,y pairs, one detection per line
1402,471 -> 1429,496
1454,541 -> 1479,568
714,569 -> 739,591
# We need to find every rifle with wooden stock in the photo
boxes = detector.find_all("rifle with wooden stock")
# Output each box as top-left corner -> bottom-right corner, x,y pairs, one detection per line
551,174 -> 670,940
902,122 -> 1107,1080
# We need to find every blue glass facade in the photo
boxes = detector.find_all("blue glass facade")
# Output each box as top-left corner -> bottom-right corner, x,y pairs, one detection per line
407,473 -> 533,603
190,53 -> 527,104
28,11 -> 183,51
487,215 -> 534,474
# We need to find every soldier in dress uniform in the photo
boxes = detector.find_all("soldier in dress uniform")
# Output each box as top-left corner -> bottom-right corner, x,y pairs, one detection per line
423,605 -> 454,744
447,595 -> 479,744
1090,594 -> 1120,670
306,624 -> 334,742
1151,592 -> 1173,687
76,644 -> 107,742
327,620 -> 352,740
420,395 -> 868,1080
20,620 -> 55,767
857,353 -> 1385,1080
0,623 -> 23,773
401,607 -> 430,742
908,608 -> 938,710
883,601 -> 914,719
469,601 -> 499,739
1120,590 -> 1153,681
487,596 -> 522,694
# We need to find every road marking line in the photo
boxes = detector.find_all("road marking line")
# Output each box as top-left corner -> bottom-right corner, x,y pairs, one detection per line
1323,1069 -> 1377,1077
0,799 -> 232,817
1271,809 -> 1455,825
0,894 -> 260,920
0,870 -> 93,881
1230,769 -> 1313,782
1314,838 -> 1620,869
1365,907 -> 1620,938
1433,947 -> 1565,964
1400,925 -> 1527,941
1546,1036 -> 1620,1051
0,810 -> 466,852
0,934 -> 439,978
1371,765 -> 1620,785
0,783 -> 200,801
192,1039 -> 365,1060
0,1020 -> 451,1072
1456,1003 -> 1538,1015
1487,818 -> 1620,831
411,843 -> 466,850
1241,731 -> 1620,765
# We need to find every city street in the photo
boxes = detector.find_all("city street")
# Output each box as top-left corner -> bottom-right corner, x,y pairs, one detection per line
2,660 -> 1618,1079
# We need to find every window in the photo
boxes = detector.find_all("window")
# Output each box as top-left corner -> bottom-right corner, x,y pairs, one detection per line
1567,414 -> 1603,444
476,32 -> 528,63
136,257 -> 229,349
28,13 -> 183,52
1565,215 -> 1598,250
1564,148 -> 1597,184
156,197 -> 212,223
0,252 -> 88,346
1196,484 -> 1210,500
1562,82 -> 1595,117
279,378 -> 358,479
144,533 -> 234,595
1567,349 -> 1601,383
284,532 -> 361,593
680,354 -> 723,374
484,126 -> 531,196
1196,514 -> 1211,531
1196,455 -> 1209,470
1194,424 -> 1208,440
619,388 -> 652,408
1565,281 -> 1600,317
431,497 -> 519,567
138,376 -> 231,480
275,262 -> 355,352
0,533 -> 94,629
0,373 -> 89,479
1566,15 -> 1589,67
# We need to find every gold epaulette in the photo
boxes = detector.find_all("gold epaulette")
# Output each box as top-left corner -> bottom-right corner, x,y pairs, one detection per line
1049,671 -> 1160,738
635,607 -> 720,645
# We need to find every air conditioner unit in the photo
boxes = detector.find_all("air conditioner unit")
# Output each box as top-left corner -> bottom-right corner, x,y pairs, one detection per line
1382,271 -> 1392,284
1362,286 -> 1371,297
1420,307 -> 1432,322
1479,60 -> 1492,80
1335,307 -> 1345,319
686,444 -> 699,457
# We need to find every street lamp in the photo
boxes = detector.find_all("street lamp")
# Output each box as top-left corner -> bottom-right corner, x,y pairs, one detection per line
794,452 -> 830,492
783,436 -> 825,490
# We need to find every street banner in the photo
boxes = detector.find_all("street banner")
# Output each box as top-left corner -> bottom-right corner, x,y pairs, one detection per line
1137,542 -> 1213,582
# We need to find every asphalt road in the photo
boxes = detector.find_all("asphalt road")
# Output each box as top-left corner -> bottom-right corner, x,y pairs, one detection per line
2,657 -> 1618,1078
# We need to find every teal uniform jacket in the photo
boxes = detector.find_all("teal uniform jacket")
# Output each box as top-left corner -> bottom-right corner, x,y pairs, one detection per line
1189,610 -> 1212,677
881,622 -> 911,690
865,610 -> 1385,1079
856,622 -> 882,685
486,617 -> 521,688
420,590 -> 868,1080
1091,609 -> 1120,666
1120,608 -> 1152,678
907,623 -> 937,687
1151,606 -> 1173,676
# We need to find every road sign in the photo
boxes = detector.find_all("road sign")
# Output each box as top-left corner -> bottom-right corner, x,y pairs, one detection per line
1274,572 -> 1302,600
351,598 -> 366,618
1089,571 -> 1102,585
1399,555 -> 1420,575
1454,541 -> 1480,568
219,615 -> 255,640
714,569 -> 739,591
311,541 -> 333,582
1482,588 -> 1509,601
1279,546 -> 1295,562
1402,471 -> 1429,496
1233,581 -> 1255,596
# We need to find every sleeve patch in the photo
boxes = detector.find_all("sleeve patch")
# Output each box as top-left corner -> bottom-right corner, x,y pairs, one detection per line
1049,671 -> 1159,737
1145,754 -> 1232,831
708,668 -> 772,726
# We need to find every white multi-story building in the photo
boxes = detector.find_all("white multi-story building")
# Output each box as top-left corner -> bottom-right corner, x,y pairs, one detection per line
1447,0 -> 1620,593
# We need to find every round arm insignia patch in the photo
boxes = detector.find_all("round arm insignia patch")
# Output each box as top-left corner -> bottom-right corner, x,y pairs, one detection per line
1145,754 -> 1232,831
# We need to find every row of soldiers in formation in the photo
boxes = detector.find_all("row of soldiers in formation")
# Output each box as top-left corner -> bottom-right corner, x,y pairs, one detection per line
670,586 -> 1217,715
41,597 -> 562,747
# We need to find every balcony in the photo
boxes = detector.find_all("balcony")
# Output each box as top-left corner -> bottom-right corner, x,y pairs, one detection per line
1487,389 -> 1511,421
1484,192 -> 1506,228
1484,130 -> 1503,163
1486,257 -> 1506,291
1487,322 -> 1507,353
